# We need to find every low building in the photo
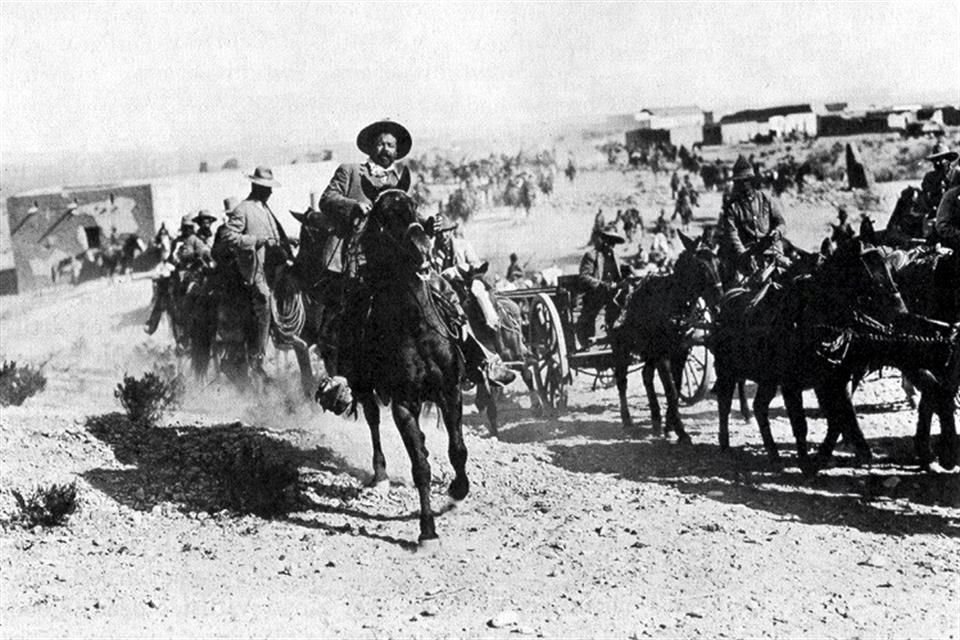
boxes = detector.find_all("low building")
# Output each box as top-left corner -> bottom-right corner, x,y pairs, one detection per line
718,104 -> 817,143
4,161 -> 337,293
816,113 -> 891,137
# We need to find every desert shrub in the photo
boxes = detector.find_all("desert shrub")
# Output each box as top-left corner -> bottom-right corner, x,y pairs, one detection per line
216,442 -> 300,517
115,365 -> 184,426
10,482 -> 78,527
0,360 -> 47,407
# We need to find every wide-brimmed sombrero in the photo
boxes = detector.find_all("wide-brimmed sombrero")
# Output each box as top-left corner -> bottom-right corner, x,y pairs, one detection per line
356,119 -> 412,160
195,209 -> 218,223
246,166 -> 281,188
598,225 -> 625,245
926,143 -> 958,163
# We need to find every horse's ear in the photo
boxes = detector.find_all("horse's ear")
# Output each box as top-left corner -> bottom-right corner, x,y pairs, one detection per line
397,167 -> 412,194
677,230 -> 696,253
476,260 -> 489,276
360,175 -> 379,205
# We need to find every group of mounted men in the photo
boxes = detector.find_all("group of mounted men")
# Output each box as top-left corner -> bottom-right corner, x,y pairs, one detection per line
146,120 -> 516,410
574,141 -> 960,348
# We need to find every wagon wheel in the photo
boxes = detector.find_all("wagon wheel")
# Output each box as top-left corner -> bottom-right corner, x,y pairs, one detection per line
529,293 -> 570,411
678,297 -> 713,405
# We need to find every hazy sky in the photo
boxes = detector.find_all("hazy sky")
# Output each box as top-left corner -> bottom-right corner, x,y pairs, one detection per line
2,1 -> 957,156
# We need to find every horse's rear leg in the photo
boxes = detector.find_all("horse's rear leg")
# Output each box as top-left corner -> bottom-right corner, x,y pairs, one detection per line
440,388 -> 469,501
753,382 -> 780,463
657,359 -> 689,444
913,389 -> 935,468
361,393 -> 388,489
641,361 -> 661,435
292,342 -> 314,399
521,365 -> 544,417
934,392 -> 958,470
737,379 -> 753,421
391,400 -> 437,544
478,386 -> 499,437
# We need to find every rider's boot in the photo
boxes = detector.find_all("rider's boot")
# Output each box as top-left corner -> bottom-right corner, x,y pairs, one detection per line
461,326 -> 515,388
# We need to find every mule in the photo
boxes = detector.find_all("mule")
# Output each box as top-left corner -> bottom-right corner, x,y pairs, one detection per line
345,179 -> 469,547
611,232 -> 723,440
881,246 -> 959,469
713,239 -> 958,473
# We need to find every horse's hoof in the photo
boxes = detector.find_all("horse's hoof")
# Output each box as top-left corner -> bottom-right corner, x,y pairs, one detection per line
418,537 -> 442,554
448,477 -> 470,502
366,477 -> 390,493
531,404 -> 544,418
676,434 -> 692,446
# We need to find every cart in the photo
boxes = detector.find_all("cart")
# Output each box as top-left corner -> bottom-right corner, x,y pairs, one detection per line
498,274 -> 713,411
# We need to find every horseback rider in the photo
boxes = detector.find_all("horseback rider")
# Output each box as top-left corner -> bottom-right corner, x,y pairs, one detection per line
309,120 -> 514,410
145,213 -> 205,335
217,166 -> 293,379
718,154 -> 786,286
830,206 -> 855,245
576,225 -> 626,348
935,167 -> 960,253
918,143 -> 959,218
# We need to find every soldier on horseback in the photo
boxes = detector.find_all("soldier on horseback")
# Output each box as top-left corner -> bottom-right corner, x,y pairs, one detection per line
718,155 -> 786,286
217,166 -> 293,380
576,225 -> 626,348
918,144 -> 958,217
308,120 -> 514,411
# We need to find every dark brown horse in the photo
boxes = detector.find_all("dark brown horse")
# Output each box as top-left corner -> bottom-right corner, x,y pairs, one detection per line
611,232 -> 723,440
346,179 -> 469,548
713,239 -> 958,474
882,246 -> 959,469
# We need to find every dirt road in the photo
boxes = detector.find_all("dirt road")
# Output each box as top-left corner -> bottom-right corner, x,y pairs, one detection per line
1,168 -> 957,638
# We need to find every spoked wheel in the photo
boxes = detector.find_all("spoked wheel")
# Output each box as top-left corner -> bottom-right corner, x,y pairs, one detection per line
529,293 -> 570,411
678,297 -> 714,405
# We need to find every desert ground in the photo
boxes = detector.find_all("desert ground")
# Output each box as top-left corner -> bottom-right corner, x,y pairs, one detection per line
1,162 -> 958,639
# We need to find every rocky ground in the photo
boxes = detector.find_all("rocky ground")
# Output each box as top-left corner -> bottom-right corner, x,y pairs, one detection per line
1,166 -> 958,639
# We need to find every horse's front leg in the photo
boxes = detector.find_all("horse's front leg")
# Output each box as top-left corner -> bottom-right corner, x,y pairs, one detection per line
753,381 -> 780,464
657,358 -> 690,444
361,393 -> 388,489
913,386 -> 935,468
612,334 -> 636,432
292,341 -> 314,399
782,385 -> 809,471
521,364 -> 544,417
439,386 -> 470,502
391,400 -> 437,546
715,371 -> 737,452
641,361 -> 661,435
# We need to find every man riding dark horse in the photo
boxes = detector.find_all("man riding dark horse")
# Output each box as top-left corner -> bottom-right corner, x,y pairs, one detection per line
718,155 -> 787,286
216,166 -> 294,382
308,120 -> 514,412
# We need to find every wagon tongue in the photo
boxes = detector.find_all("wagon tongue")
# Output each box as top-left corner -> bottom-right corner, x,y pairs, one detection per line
855,312 -> 960,372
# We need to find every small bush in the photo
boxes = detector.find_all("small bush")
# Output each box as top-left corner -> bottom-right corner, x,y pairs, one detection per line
10,482 -> 79,527
0,360 -> 47,407
217,442 -> 300,517
115,366 -> 184,426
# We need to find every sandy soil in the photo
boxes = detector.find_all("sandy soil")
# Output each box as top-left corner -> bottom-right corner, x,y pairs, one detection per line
1,167 -> 958,639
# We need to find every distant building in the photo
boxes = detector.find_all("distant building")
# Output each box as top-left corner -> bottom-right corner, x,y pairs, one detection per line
620,105 -> 705,148
3,161 -> 337,294
718,104 -> 817,143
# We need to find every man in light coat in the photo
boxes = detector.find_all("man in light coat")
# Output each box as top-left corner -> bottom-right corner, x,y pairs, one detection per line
219,166 -> 291,375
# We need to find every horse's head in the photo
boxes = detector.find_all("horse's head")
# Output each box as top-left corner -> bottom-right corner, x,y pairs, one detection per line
359,171 -> 430,274
814,237 -> 907,325
673,231 -> 723,309
453,262 -> 500,330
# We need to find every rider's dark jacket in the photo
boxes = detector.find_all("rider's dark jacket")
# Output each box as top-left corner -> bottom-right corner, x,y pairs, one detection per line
718,189 -> 786,261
